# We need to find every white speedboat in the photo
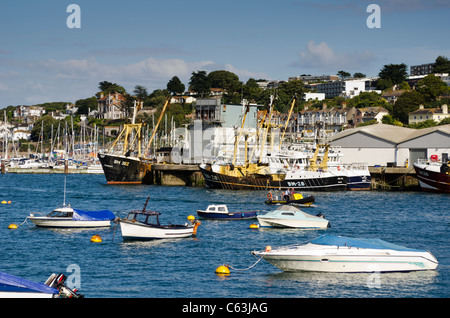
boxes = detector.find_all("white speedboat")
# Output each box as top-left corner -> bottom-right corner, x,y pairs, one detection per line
28,206 -> 115,228
27,176 -> 115,228
252,234 -> 439,273
256,205 -> 329,228
0,271 -> 82,298
118,197 -> 200,240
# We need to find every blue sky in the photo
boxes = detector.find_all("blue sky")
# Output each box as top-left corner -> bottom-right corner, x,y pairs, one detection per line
1,0 -> 449,106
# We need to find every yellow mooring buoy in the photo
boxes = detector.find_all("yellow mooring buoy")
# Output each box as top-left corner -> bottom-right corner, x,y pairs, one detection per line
8,223 -> 18,229
90,234 -> 102,243
1,201 -> 7,204
215,265 -> 230,276
249,223 -> 259,229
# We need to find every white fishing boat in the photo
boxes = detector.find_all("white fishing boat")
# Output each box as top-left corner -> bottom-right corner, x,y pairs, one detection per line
0,271 -> 82,298
256,205 -> 329,228
27,177 -> 115,228
118,197 -> 200,240
252,234 -> 439,273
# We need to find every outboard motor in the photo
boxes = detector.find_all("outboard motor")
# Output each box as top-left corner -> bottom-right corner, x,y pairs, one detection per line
45,273 -> 84,298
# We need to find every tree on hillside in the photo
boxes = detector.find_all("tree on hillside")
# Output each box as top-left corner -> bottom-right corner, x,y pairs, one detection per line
337,71 -> 351,79
188,71 -> 210,97
346,91 -> 389,110
133,85 -> 148,100
432,56 -> 450,73
75,96 -> 97,115
242,78 -> 263,103
393,91 -> 425,124
416,74 -> 449,102
98,81 -> 126,95
167,76 -> 185,95
207,70 -> 241,93
377,63 -> 408,89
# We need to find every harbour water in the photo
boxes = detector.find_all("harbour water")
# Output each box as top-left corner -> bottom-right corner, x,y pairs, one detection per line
0,173 -> 448,298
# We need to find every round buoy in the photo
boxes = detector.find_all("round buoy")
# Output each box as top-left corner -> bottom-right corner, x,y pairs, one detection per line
187,215 -> 195,221
249,223 -> 259,229
215,265 -> 230,275
8,201 -> 11,204
265,246 -> 272,252
1,201 -> 7,204
90,235 -> 102,243
8,223 -> 17,229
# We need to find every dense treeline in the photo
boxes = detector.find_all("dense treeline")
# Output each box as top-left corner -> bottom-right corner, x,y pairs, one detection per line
2,56 -> 450,141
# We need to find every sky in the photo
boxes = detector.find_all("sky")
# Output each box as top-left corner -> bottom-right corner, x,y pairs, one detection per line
1,0 -> 449,107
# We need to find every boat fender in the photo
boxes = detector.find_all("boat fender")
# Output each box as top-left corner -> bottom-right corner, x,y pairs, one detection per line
193,221 -> 201,235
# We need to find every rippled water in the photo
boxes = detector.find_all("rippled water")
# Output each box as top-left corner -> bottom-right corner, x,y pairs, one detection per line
0,174 -> 448,298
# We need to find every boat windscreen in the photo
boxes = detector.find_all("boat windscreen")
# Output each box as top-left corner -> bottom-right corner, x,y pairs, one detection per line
311,235 -> 424,252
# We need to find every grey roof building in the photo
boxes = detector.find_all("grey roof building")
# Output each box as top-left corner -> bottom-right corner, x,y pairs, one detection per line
329,124 -> 450,167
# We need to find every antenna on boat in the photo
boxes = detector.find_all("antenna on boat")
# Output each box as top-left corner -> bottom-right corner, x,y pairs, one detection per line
142,196 -> 150,212
63,176 -> 67,206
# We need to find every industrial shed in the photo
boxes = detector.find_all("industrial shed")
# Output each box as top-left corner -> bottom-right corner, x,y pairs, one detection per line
328,124 -> 450,167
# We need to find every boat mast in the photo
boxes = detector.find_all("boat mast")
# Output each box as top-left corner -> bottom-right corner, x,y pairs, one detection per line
279,95 -> 297,150
144,96 -> 170,158
232,102 -> 250,166
259,95 -> 275,162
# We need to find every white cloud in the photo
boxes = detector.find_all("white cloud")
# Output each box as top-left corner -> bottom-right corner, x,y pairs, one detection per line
0,56 -> 267,106
291,40 -> 375,72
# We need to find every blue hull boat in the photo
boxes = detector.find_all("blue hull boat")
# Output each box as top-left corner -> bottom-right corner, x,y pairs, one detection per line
196,205 -> 258,220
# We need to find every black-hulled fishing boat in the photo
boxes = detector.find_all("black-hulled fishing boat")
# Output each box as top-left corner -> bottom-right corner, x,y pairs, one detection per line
98,98 -> 170,185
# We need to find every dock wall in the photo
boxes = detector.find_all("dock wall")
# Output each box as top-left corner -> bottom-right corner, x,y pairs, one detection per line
3,164 -> 420,190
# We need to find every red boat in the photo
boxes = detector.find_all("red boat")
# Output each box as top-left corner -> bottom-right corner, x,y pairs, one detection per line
413,159 -> 450,193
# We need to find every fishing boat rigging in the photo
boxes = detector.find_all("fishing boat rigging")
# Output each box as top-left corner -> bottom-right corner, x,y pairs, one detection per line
98,96 -> 171,184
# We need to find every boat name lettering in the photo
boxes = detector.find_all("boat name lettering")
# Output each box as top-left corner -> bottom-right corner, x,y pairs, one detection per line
418,171 -> 429,177
113,159 -> 130,167
204,173 -> 219,181
287,181 -> 306,187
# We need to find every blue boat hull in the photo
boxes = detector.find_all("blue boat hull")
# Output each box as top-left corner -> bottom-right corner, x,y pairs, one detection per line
197,211 -> 258,220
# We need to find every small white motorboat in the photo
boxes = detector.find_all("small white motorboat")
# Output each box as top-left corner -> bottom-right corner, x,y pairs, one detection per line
0,271 -> 82,298
252,234 -> 439,273
28,205 -> 115,228
27,176 -> 115,228
118,197 -> 200,240
256,205 -> 329,228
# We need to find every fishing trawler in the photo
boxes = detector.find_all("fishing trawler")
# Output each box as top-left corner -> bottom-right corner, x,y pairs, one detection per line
413,158 -> 450,193
199,96 -> 370,191
98,98 -> 170,184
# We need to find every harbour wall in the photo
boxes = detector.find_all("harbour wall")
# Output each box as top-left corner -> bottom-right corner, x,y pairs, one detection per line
3,164 -> 420,190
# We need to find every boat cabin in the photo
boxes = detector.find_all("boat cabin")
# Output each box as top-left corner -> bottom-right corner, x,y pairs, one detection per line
205,205 -> 229,213
125,210 -> 161,226
47,207 -> 74,218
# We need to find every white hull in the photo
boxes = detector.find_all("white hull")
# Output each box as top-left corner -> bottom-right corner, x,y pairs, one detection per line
254,243 -> 438,273
257,217 -> 328,229
119,221 -> 194,240
0,291 -> 55,298
28,217 -> 111,228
